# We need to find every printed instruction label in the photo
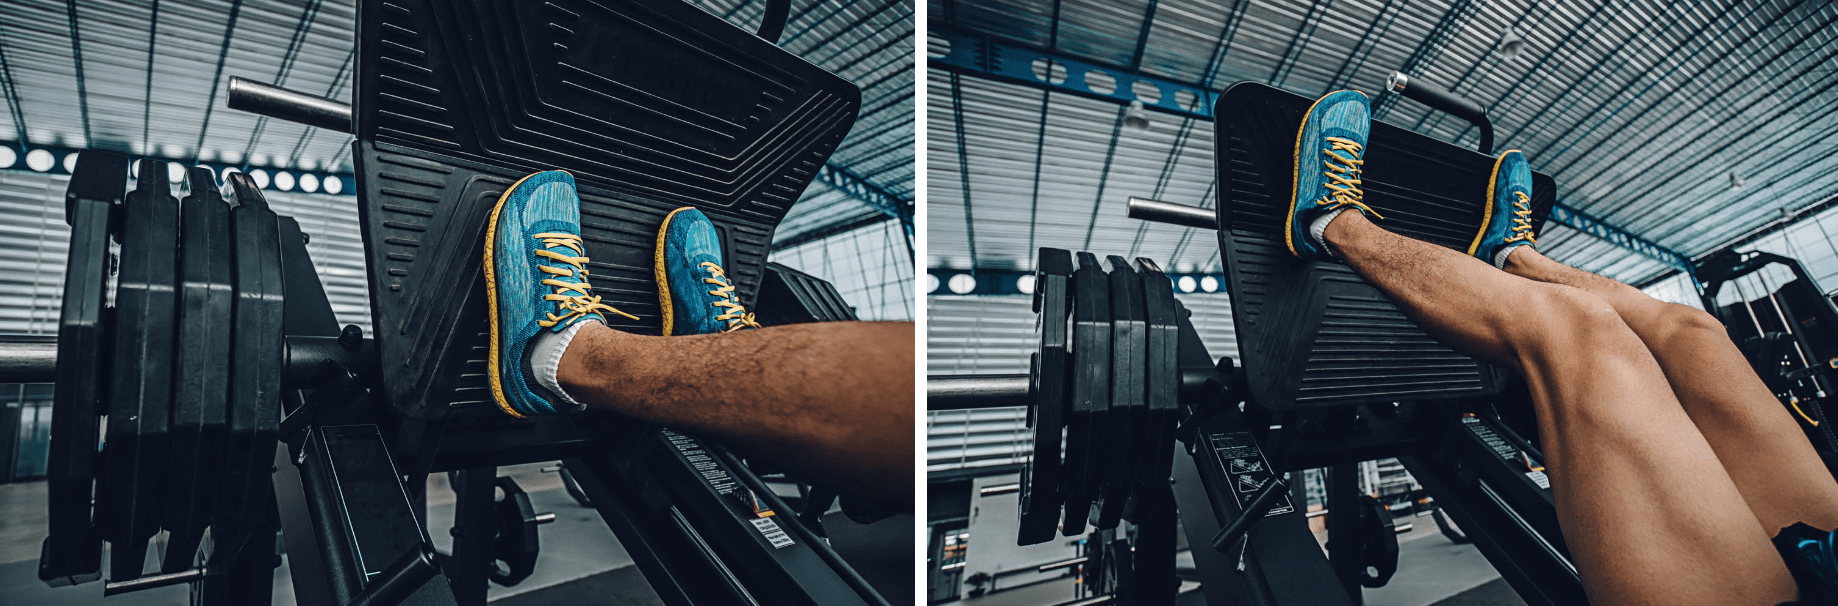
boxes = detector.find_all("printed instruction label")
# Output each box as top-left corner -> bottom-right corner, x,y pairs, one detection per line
663,429 -> 741,496
1205,431 -> 1295,517
750,517 -> 796,549
1460,417 -> 1550,492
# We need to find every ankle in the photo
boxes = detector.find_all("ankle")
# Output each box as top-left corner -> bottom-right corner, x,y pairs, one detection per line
554,320 -> 606,392
1317,207 -> 1368,254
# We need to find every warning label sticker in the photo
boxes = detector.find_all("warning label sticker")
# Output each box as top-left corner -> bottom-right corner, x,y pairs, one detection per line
1460,417 -> 1550,493
664,430 -> 741,497
1206,431 -> 1294,517
750,517 -> 795,549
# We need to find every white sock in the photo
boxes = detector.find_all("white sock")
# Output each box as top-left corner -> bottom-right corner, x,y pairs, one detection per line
1493,244 -> 1526,270
530,319 -> 597,409
1308,208 -> 1348,258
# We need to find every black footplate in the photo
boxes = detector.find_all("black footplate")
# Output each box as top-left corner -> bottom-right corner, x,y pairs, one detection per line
1214,82 -> 1556,410
350,0 -> 860,419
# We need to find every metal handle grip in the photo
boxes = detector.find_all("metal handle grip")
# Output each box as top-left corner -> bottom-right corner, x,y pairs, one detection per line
1387,72 -> 1493,155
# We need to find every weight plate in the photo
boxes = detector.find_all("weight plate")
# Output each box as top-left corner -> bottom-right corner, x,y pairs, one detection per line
1136,258 -> 1181,488
1018,248 -> 1073,546
1062,252 -> 1111,536
1094,256 -> 1144,530
213,173 -> 286,562
41,149 -> 128,586
102,160 -> 181,580
163,167 -> 235,572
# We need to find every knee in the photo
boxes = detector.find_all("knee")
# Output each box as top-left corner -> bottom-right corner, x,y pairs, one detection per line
1655,302 -> 1727,339
1510,284 -> 1643,358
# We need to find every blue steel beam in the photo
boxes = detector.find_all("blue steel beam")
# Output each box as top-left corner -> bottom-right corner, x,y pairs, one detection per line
816,162 -> 914,260
932,27 -> 1699,278
1547,204 -> 1694,276
930,28 -> 1216,121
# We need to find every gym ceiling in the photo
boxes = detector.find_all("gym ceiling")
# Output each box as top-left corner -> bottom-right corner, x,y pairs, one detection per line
928,0 -> 1838,288
0,0 -> 914,250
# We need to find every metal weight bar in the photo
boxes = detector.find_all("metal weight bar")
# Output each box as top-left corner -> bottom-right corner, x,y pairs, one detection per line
1127,197 -> 1218,230
226,77 -> 353,134
0,337 -> 57,382
0,334 -> 379,388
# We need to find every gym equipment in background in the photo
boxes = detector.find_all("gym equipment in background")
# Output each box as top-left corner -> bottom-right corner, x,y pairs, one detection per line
0,0 -> 894,604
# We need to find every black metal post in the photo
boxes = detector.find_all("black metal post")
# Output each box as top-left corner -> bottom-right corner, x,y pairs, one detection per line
1327,464 -> 1365,606
446,468 -> 497,606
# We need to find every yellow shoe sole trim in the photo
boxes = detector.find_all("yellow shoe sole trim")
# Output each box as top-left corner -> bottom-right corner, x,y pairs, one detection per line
483,171 -> 550,419
654,207 -> 697,337
1468,151 -> 1521,257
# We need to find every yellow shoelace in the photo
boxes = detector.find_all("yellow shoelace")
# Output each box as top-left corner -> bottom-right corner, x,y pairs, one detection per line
1316,136 -> 1385,220
700,262 -> 761,332
532,232 -> 638,328
1504,191 -> 1537,245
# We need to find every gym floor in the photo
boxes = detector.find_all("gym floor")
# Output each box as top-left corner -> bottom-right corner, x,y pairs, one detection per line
0,463 -> 913,605
943,519 -> 1520,606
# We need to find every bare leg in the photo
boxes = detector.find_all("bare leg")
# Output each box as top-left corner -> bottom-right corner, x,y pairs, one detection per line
1503,246 -> 1838,533
557,321 -> 915,501
1324,212 -> 1796,605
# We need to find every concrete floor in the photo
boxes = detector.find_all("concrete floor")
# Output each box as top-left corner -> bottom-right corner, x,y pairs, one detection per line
946,514 -> 1522,606
0,462 -> 908,605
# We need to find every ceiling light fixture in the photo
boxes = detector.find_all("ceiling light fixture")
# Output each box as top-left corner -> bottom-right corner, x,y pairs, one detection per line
25,149 -> 55,172
1500,26 -> 1525,59
0,146 -> 15,169
947,274 -> 976,294
323,175 -> 343,195
300,173 -> 320,193
1125,100 -> 1151,131
63,152 -> 80,173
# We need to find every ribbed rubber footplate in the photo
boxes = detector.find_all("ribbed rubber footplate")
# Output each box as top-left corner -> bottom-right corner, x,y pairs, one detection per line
1214,82 -> 1555,410
351,0 -> 858,419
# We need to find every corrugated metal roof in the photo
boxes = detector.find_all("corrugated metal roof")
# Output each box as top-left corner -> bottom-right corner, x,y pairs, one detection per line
0,0 -> 912,246
0,0 -> 914,318
928,0 -> 1838,286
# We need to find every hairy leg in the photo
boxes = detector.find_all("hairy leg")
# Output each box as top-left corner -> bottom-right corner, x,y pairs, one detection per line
1324,212 -> 1796,604
1504,246 -> 1838,533
557,321 -> 915,501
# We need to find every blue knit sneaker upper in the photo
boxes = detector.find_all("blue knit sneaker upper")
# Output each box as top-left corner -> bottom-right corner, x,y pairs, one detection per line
655,207 -> 760,336
485,170 -> 636,417
1469,150 -> 1536,267
1287,90 -> 1380,260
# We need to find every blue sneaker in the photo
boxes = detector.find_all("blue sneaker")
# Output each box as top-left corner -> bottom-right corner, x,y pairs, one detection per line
1286,90 -> 1383,259
1469,150 -> 1536,268
655,207 -> 760,336
485,171 -> 637,417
